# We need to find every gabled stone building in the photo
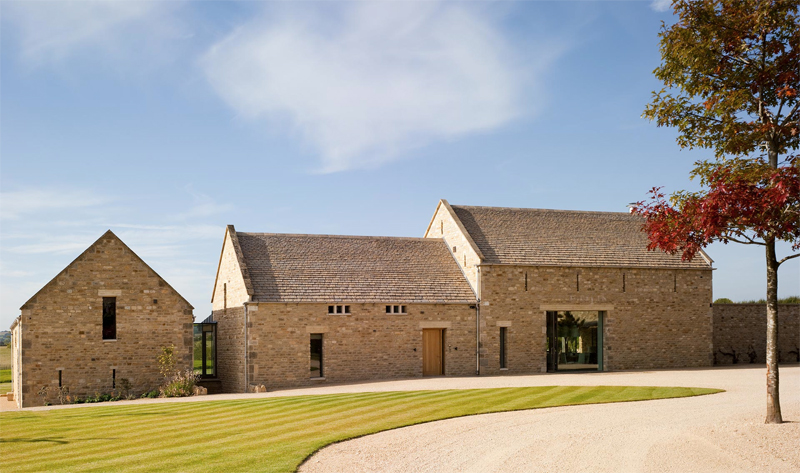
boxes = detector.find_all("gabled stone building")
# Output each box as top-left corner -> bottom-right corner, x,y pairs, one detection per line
424,200 -> 714,373
10,231 -> 194,408
210,200 -> 714,392
211,226 -> 476,393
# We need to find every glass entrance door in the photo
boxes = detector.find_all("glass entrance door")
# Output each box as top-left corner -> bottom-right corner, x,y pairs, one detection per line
546,311 -> 603,372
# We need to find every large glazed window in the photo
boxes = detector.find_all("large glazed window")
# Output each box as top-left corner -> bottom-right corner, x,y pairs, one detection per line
310,334 -> 323,378
102,297 -> 116,340
546,311 -> 602,372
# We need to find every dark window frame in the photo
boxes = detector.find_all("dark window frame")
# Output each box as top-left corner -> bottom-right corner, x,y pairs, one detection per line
310,333 -> 323,378
102,297 -> 116,340
500,327 -> 507,369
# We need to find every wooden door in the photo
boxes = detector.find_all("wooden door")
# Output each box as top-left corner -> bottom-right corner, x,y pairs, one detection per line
422,329 -> 443,376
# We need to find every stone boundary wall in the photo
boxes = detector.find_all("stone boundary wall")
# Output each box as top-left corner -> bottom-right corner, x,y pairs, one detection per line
713,304 -> 799,365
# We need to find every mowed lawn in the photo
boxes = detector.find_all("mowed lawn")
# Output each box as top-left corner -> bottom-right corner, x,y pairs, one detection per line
0,386 -> 720,473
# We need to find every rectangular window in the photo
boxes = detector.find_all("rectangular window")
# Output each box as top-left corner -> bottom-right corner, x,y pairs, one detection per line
58,369 -> 62,388
328,305 -> 350,315
112,369 -> 116,389
102,297 -> 116,340
310,334 -> 323,378
500,327 -> 507,369
385,305 -> 407,314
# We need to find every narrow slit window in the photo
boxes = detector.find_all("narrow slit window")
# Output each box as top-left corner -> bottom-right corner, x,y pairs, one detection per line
440,221 -> 444,235
102,297 -> 116,340
500,327 -> 507,369
576,273 -> 580,292
524,272 -> 528,291
674,273 -> 677,292
112,369 -> 116,389
623,273 -> 626,293
58,369 -> 62,388
310,334 -> 323,378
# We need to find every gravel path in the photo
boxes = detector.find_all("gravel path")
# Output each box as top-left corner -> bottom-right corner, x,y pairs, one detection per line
299,365 -> 800,473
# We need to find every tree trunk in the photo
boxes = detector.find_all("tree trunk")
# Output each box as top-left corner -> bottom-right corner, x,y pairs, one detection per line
765,239 -> 782,424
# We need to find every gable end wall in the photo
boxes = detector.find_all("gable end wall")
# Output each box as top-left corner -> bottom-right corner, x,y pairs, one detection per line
17,234 -> 193,407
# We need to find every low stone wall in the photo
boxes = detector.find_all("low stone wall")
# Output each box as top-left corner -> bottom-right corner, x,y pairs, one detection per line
713,304 -> 799,365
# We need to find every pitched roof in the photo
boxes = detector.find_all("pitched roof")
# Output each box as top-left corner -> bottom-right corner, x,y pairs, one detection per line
234,232 -> 476,303
21,230 -> 194,310
449,204 -> 712,269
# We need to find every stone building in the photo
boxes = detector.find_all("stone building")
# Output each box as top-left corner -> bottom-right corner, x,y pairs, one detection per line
210,226 -> 476,393
423,200 -> 715,374
9,231 -> 194,408
210,199 -> 715,392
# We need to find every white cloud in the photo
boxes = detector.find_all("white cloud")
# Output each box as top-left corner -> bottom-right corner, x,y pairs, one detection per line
174,186 -> 234,220
650,0 -> 673,12
202,2 -> 548,173
0,188 -> 108,220
4,0 -> 183,68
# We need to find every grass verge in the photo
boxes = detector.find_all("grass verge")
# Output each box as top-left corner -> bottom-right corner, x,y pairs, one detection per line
0,385 -> 720,473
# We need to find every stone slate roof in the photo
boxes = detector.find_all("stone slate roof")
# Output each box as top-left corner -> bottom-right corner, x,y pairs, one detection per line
450,205 -> 712,269
235,232 -> 476,303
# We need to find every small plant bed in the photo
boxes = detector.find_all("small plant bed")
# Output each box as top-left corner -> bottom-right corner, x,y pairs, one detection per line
0,385 -> 720,473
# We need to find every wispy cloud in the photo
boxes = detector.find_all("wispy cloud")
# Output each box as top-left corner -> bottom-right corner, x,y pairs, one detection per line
202,2 -> 552,173
0,188 -> 108,220
174,185 -> 234,220
4,0 -> 185,69
650,0 -> 673,12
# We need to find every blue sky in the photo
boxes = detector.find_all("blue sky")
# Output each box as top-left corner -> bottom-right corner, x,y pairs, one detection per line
1,0 -> 797,328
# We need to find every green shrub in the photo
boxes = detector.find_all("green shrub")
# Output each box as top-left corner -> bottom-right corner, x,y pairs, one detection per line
714,298 -> 733,304
161,370 -> 199,398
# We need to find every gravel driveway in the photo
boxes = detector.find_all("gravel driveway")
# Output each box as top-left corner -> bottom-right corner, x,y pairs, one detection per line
299,365 -> 800,473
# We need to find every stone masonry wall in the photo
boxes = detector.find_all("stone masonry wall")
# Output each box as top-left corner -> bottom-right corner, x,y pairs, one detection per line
246,302 -> 476,391
213,306 -> 246,392
17,234 -> 193,407
479,265 -> 713,374
426,204 -> 481,293
713,304 -> 800,365
212,229 -> 250,312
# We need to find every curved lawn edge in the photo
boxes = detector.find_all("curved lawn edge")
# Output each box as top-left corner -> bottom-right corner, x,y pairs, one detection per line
294,385 -> 722,472
0,386 -> 723,473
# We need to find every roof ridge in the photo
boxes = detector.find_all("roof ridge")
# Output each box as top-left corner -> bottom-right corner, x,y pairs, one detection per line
451,204 -> 635,216
236,232 -> 439,242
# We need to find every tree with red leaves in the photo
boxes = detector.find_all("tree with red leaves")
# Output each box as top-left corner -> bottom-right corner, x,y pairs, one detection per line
637,0 -> 799,424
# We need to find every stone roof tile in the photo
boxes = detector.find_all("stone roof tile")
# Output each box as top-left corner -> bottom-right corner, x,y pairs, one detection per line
236,233 -> 476,303
450,205 -> 711,269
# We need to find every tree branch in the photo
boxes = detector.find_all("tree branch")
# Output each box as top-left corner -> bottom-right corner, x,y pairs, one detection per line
778,253 -> 800,265
781,101 -> 800,127
725,235 -> 766,246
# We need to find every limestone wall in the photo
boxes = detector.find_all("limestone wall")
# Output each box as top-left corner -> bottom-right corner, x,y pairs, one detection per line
17,233 -> 193,407
211,228 -> 251,312
425,202 -> 481,294
479,265 -> 714,374
213,305 -> 246,393
713,304 -> 800,365
244,302 -> 476,391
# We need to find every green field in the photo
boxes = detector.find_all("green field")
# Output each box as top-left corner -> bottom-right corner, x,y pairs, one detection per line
0,345 -> 10,394
0,385 -> 720,473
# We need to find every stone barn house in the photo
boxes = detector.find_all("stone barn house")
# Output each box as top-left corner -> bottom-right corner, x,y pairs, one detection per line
210,226 -> 477,393
209,200 -> 715,392
10,231 -> 194,408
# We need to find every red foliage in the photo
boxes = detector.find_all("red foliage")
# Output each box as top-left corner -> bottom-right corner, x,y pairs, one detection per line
633,159 -> 800,261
